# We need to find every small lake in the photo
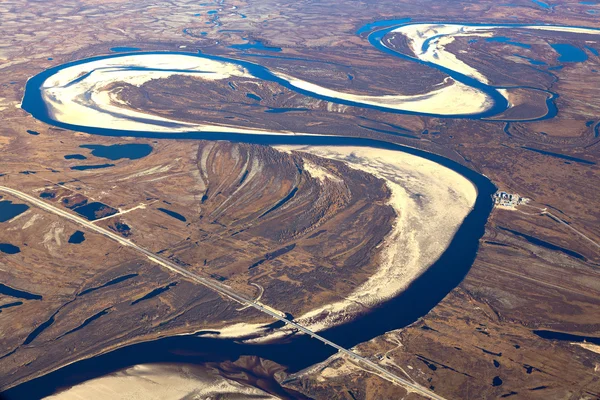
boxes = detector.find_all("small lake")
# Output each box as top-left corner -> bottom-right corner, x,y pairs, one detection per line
78,274 -> 138,297
72,202 -> 117,221
0,200 -> 29,222
486,36 -> 530,49
157,208 -> 187,222
246,93 -> 262,101
64,154 -> 87,160
498,227 -> 585,260
68,231 -> 86,244
265,107 -> 310,114
0,243 -> 20,254
0,283 -> 41,300
513,54 -> 546,65
534,330 -> 600,345
110,47 -> 141,53
71,164 -> 115,171
551,44 -> 588,62
229,40 -> 282,52
80,143 -> 153,160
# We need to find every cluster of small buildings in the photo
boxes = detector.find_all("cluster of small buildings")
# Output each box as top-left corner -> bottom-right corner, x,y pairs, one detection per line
493,191 -> 528,208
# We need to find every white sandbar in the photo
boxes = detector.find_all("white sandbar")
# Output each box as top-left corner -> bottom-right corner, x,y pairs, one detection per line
272,145 -> 477,332
389,23 -> 600,86
46,363 -> 277,400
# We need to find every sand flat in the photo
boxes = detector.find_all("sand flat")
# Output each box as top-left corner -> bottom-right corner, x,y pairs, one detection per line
272,145 -> 477,332
390,23 -> 600,88
45,363 -> 277,400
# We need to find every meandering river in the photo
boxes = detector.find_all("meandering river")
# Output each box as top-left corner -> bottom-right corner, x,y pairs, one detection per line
5,19 -> 600,398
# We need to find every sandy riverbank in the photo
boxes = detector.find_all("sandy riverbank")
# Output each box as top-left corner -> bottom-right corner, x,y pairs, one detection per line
270,145 -> 477,333
46,363 -> 277,400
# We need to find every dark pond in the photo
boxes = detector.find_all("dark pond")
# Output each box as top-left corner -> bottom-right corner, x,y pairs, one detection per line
157,208 -> 187,222
80,143 -> 153,160
0,301 -> 23,312
58,308 -> 111,339
498,227 -> 585,260
73,202 -> 117,221
78,274 -> 138,297
0,283 -> 42,300
23,310 -> 60,345
40,192 -> 55,199
111,221 -> 131,236
0,200 -> 29,222
64,154 -> 87,160
246,93 -> 262,101
67,231 -> 86,244
0,243 -> 21,254
260,187 -> 298,217
131,282 -> 178,305
71,164 -> 115,171
534,329 -> 600,344
265,107 -> 309,113
229,40 -> 282,52
26,130 -> 40,136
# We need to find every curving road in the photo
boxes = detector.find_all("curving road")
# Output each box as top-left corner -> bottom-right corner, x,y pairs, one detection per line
0,185 -> 446,400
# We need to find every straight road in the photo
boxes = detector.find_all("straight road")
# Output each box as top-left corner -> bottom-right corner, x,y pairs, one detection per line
0,185 -> 446,400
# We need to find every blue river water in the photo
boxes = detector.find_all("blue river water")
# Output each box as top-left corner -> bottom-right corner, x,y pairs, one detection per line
5,18 -> 599,399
